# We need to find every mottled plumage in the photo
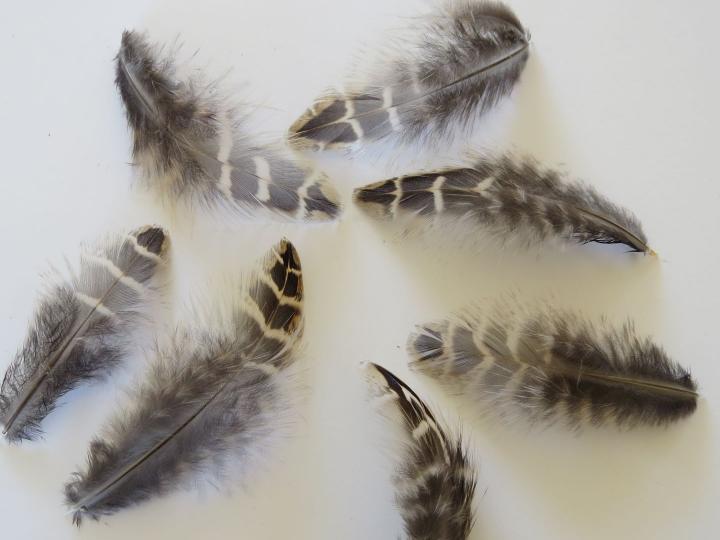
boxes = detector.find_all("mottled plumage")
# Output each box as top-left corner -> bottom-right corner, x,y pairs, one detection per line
355,154 -> 653,253
409,302 -> 698,429
367,363 -> 476,540
117,30 -> 340,221
289,1 -> 529,150
0,227 -> 168,442
65,239 -> 304,525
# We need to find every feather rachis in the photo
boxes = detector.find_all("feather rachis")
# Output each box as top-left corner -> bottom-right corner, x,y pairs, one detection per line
65,240 -> 303,524
289,1 -> 529,151
0,227 -> 169,442
367,363 -> 476,539
408,301 -> 697,430
354,154 -> 653,254
116,31 -> 340,222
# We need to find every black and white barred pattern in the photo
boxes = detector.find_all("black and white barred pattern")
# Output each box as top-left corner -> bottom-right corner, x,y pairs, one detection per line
289,1 -> 529,150
354,154 -> 653,253
409,301 -> 698,430
65,239 -> 304,525
0,226 -> 168,442
368,363 -> 476,540
117,31 -> 340,221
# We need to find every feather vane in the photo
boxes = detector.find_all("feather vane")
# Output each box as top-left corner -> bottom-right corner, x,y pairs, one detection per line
354,154 -> 653,253
367,363 -> 476,540
289,1 -> 529,150
0,226 -> 168,442
65,239 -> 303,524
117,31 -> 340,221
408,302 -> 698,429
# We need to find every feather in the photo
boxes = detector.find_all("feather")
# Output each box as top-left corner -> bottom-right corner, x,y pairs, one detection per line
367,363 -> 476,540
289,1 -> 529,150
116,30 -> 340,221
65,239 -> 304,525
354,154 -> 654,253
408,301 -> 698,429
0,226 -> 168,443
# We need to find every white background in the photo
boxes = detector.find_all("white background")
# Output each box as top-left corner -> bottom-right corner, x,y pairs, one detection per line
1,0 -> 719,538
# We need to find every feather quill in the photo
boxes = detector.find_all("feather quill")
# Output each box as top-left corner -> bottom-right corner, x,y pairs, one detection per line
354,154 -> 653,253
367,363 -> 476,540
0,226 -> 168,442
408,301 -> 698,429
65,239 -> 304,525
289,1 -> 529,150
116,30 -> 340,221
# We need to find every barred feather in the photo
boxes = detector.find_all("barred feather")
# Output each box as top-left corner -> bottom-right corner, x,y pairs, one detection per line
65,239 -> 303,525
117,30 -> 340,221
289,1 -> 529,150
367,363 -> 475,540
408,301 -> 698,429
354,154 -> 653,253
0,227 -> 168,443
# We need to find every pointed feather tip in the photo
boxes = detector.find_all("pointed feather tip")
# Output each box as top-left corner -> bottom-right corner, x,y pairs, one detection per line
132,225 -> 170,259
270,238 -> 301,272
287,94 -> 359,151
363,362 -> 405,403
352,180 -> 396,219
117,29 -> 155,68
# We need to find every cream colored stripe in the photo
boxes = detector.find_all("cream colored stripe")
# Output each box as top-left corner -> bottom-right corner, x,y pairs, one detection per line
432,175 -> 446,213
242,294 -> 295,342
474,175 -> 495,193
412,419 -> 430,440
75,292 -> 116,319
216,110 -> 234,199
253,156 -> 272,202
390,177 -> 403,218
244,361 -> 279,376
85,254 -> 145,294
383,87 -> 401,131
126,234 -> 163,263
295,169 -> 320,220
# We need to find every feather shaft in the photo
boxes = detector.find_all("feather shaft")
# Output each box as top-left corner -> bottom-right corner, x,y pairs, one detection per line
290,1 -> 529,150
65,239 -> 303,524
408,302 -> 698,429
117,31 -> 340,221
354,154 -> 652,253
367,363 -> 476,539
0,227 -> 168,441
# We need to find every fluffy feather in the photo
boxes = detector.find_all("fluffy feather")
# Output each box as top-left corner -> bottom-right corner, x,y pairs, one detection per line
408,301 -> 698,429
116,30 -> 340,221
367,363 -> 476,540
65,239 -> 304,525
354,154 -> 653,253
289,1 -> 529,150
0,227 -> 168,442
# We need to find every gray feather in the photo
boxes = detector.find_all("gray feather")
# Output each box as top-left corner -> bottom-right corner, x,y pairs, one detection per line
65,239 -> 303,525
289,1 -> 529,150
116,30 -> 340,221
408,301 -> 698,429
368,363 -> 476,540
354,154 -> 653,253
0,227 -> 168,442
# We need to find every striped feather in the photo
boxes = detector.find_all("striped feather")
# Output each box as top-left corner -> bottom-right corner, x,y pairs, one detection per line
65,239 -> 303,524
367,363 -> 476,540
0,226 -> 169,442
408,301 -> 698,429
289,1 -> 529,150
354,154 -> 653,253
117,30 -> 340,221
